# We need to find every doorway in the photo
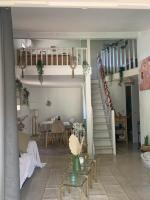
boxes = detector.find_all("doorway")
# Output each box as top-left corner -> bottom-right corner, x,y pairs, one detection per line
125,85 -> 133,143
125,77 -> 140,146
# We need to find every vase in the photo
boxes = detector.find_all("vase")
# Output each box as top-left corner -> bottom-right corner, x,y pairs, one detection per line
72,155 -> 81,172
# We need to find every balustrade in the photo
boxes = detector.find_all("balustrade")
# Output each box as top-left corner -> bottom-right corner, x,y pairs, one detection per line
101,39 -> 137,74
16,47 -> 87,67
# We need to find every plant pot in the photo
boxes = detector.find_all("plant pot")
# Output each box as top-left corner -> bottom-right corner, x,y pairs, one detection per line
72,155 -> 81,172
141,144 -> 150,152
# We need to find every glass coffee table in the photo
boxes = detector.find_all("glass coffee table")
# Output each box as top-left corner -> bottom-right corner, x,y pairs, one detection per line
59,172 -> 88,200
83,159 -> 97,182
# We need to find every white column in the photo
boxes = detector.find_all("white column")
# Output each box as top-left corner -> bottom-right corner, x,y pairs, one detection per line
0,32 -> 4,200
0,8 -> 20,200
82,86 -> 86,120
86,39 -> 93,157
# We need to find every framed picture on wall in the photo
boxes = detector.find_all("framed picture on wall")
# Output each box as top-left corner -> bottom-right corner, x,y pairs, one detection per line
140,56 -> 150,91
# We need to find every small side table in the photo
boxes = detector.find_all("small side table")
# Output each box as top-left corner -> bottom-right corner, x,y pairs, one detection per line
59,173 -> 88,200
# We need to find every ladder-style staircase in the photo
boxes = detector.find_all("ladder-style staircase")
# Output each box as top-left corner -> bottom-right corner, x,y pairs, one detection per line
91,80 -> 113,154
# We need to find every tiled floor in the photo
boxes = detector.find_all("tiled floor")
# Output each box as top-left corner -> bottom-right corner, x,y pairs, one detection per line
21,144 -> 150,200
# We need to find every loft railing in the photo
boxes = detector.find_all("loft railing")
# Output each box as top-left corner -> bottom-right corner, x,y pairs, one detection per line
16,47 -> 87,67
97,57 -> 116,155
100,39 -> 137,74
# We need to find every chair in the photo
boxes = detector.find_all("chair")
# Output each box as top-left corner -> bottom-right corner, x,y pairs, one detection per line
51,119 -> 65,144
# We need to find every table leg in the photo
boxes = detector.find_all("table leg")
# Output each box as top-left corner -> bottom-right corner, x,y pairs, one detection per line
93,160 -> 97,182
59,185 -> 64,200
79,188 -> 83,200
67,186 -> 71,193
89,169 -> 92,188
45,132 -> 48,148
85,178 -> 88,198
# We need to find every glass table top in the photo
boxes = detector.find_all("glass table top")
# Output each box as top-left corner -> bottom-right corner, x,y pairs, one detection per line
68,165 -> 91,175
62,173 -> 87,187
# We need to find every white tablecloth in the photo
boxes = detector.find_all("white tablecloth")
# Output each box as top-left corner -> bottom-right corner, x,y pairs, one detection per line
39,121 -> 71,132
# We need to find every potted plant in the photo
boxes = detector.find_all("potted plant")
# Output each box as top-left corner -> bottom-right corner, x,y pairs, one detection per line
141,135 -> 150,152
69,134 -> 84,172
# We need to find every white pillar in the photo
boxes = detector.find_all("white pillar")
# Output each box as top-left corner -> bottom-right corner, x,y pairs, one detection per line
82,86 -> 86,120
0,8 -> 20,200
0,28 -> 4,200
85,39 -> 93,157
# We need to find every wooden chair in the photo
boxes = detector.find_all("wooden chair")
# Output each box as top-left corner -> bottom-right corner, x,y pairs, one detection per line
51,119 -> 65,144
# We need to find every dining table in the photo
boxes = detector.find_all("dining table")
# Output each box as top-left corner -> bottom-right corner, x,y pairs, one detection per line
39,120 -> 72,148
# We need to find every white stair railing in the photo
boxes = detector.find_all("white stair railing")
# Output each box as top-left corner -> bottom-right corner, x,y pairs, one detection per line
101,39 -> 137,74
97,57 -> 116,155
16,47 -> 87,67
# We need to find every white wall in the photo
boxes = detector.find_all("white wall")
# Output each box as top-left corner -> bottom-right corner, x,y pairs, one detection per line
90,40 -> 104,80
14,39 -> 32,49
137,29 -> 150,144
108,80 -> 126,115
26,86 -> 83,123
14,39 -> 85,49
31,39 -> 82,48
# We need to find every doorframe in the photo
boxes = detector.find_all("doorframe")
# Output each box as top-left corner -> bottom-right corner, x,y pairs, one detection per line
125,77 -> 140,145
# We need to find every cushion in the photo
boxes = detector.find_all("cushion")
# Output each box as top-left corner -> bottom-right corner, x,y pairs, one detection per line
19,133 -> 30,153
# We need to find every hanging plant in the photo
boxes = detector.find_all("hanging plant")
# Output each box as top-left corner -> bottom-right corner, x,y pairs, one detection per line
118,66 -> 125,86
103,39 -> 128,51
82,60 -> 90,75
36,59 -> 44,84
70,48 -> 77,78
18,49 -> 26,78
16,79 -> 23,92
16,79 -> 30,105
22,88 -> 30,105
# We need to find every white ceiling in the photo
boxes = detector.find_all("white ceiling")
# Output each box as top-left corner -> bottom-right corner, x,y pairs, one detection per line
3,0 -> 150,8
12,8 -> 150,33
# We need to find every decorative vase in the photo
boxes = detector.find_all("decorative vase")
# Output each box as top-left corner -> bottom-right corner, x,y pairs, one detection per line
72,155 -> 81,172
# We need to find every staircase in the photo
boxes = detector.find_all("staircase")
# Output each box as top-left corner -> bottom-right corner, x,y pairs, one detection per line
91,80 -> 113,154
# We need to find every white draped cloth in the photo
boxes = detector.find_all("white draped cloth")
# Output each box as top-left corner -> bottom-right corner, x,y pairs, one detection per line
141,152 -> 150,168
19,140 -> 45,188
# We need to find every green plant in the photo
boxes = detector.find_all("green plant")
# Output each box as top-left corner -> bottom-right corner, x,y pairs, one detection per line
144,135 -> 149,146
16,79 -> 23,92
16,79 -> 30,105
36,59 -> 44,83
82,60 -> 90,75
118,66 -> 125,86
23,88 -> 30,105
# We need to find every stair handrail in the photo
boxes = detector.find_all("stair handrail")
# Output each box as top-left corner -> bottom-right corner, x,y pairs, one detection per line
96,56 -> 116,155
96,56 -> 113,122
